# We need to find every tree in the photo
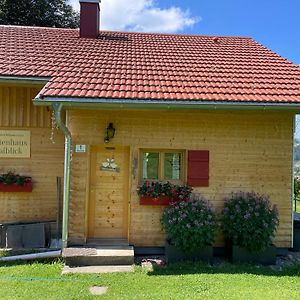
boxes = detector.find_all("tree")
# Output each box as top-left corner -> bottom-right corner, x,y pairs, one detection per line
295,143 -> 300,161
0,0 -> 79,28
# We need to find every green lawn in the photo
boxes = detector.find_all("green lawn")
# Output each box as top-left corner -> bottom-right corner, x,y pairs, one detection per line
0,259 -> 300,299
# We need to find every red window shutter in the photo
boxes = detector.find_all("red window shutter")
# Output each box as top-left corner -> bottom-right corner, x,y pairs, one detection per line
187,150 -> 209,187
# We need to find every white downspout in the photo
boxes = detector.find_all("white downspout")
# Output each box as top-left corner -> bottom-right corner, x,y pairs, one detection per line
52,103 -> 72,249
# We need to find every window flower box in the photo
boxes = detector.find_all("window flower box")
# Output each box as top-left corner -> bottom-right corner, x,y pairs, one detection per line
139,196 -> 180,206
0,172 -> 33,192
0,181 -> 33,192
137,181 -> 192,206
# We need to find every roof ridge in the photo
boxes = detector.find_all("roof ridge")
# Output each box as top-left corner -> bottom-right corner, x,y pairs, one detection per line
0,24 -> 251,39
100,30 -> 252,40
0,24 -> 77,31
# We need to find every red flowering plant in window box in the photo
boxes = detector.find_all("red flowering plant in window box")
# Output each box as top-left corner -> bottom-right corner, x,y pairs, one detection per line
137,181 -> 192,206
0,171 -> 32,192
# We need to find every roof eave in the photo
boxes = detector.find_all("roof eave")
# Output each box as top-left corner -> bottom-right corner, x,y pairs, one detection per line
33,96 -> 300,112
0,75 -> 50,85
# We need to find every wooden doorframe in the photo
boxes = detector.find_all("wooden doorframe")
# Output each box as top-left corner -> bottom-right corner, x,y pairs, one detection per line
84,145 -> 131,241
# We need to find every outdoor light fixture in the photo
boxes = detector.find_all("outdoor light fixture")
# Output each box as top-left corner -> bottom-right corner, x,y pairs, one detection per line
104,122 -> 115,143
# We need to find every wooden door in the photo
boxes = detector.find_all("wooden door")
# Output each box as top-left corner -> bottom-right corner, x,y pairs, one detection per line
88,145 -> 129,239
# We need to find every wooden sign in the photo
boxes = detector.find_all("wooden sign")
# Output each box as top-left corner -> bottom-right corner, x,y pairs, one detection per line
0,130 -> 31,158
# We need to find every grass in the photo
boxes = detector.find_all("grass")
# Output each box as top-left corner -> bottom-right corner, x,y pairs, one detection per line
0,259 -> 300,299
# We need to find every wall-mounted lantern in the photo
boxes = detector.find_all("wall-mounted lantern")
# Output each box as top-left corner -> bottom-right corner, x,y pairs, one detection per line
104,122 -> 115,143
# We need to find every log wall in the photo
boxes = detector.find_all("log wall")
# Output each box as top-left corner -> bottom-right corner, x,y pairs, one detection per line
0,84 -> 64,223
68,109 -> 294,248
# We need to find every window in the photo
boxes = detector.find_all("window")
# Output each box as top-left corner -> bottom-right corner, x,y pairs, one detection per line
142,152 -> 159,180
141,150 -> 184,181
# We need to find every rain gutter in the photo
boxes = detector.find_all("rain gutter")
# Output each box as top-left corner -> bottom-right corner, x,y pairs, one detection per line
52,103 -> 72,249
0,76 -> 50,85
33,96 -> 300,112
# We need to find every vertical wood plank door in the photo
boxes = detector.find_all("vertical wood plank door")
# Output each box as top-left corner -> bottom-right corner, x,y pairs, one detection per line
88,145 -> 129,239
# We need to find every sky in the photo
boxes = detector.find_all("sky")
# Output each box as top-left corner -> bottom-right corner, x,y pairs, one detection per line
69,0 -> 300,136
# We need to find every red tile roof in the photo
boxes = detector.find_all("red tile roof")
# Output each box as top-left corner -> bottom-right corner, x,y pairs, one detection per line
0,25 -> 300,103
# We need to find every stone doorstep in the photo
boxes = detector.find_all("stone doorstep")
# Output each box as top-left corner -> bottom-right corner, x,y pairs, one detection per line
63,246 -> 134,267
65,255 -> 134,266
62,246 -> 134,257
62,265 -> 133,274
62,247 -> 98,257
95,248 -> 134,257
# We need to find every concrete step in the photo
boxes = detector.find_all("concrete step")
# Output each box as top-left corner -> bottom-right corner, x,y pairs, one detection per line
63,246 -> 134,267
62,265 -> 133,274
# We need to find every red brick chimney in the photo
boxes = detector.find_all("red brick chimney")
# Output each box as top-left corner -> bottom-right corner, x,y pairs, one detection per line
79,0 -> 100,38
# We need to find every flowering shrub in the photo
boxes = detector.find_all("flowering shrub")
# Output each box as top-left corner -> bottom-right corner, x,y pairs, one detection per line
161,195 -> 218,252
222,192 -> 279,252
0,171 -> 31,186
137,181 -> 192,200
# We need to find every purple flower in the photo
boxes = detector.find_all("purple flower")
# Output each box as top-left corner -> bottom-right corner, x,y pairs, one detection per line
244,213 -> 250,219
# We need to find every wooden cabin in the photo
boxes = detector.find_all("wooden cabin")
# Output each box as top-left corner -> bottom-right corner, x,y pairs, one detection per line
0,0 -> 300,251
